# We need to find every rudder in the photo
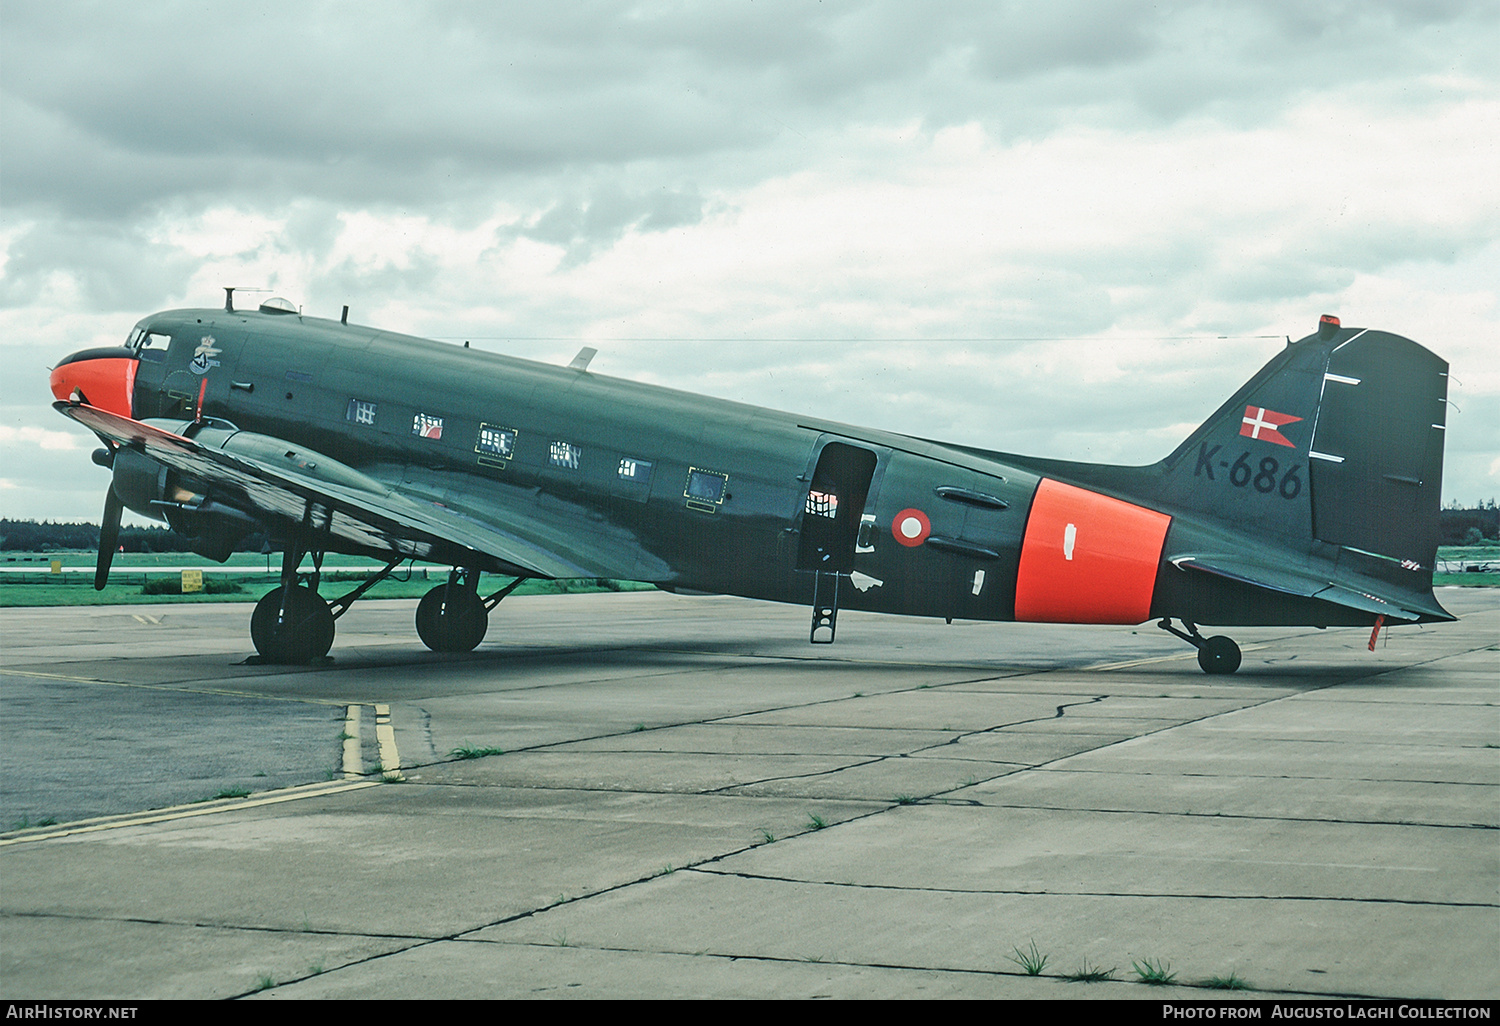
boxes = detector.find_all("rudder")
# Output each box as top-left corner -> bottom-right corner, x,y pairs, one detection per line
1307,329 -> 1448,575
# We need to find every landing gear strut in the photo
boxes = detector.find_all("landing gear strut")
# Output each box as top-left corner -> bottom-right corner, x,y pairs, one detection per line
1158,618 -> 1242,675
248,548 -> 528,660
249,537 -> 407,663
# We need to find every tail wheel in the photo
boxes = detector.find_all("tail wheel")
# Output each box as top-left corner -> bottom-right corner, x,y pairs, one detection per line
251,585 -> 335,663
416,582 -> 488,653
1197,635 -> 1242,675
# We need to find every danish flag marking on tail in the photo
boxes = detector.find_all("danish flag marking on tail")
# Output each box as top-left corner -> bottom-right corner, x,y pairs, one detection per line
1240,405 -> 1301,448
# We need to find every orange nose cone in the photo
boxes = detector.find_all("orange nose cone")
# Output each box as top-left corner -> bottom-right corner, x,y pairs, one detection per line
50,349 -> 137,419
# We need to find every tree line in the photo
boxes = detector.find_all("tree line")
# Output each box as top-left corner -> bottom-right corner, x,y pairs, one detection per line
0,519 -> 269,553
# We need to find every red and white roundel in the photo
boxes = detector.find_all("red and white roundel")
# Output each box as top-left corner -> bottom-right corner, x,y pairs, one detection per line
891,508 -> 931,547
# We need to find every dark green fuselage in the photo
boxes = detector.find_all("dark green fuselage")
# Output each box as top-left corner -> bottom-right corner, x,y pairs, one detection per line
90,303 -> 1449,639
129,306 -> 1040,623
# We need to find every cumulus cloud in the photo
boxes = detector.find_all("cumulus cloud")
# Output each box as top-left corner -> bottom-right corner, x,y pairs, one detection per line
0,425 -> 85,451
2,1 -> 1497,517
7,2 -> 1490,219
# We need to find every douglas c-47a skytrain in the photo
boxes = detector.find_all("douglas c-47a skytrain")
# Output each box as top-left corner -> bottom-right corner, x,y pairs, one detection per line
49,294 -> 1453,672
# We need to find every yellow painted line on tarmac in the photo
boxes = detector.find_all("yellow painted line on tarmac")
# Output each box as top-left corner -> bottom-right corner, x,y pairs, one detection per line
1085,643 -> 1271,672
374,703 -> 403,780
343,704 -> 364,778
0,780 -> 381,847
1085,650 -> 1199,671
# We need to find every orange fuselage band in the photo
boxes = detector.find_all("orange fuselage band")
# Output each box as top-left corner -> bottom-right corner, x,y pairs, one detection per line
1014,478 -> 1171,624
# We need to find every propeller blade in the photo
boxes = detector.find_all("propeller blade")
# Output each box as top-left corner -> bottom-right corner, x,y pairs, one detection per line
96,485 -> 123,591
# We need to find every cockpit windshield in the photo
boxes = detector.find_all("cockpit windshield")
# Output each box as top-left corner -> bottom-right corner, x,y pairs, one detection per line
128,325 -> 172,352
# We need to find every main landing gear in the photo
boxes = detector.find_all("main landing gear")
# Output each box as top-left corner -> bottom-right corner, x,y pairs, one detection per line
1158,618 -> 1242,675
414,569 -> 528,653
251,545 -> 338,664
249,549 -> 529,663
251,583 -> 335,664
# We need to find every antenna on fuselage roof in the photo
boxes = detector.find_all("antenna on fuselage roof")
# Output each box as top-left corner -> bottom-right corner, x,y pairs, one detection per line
222,286 -> 272,312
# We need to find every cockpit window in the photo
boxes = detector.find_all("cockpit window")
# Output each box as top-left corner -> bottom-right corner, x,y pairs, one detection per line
137,331 -> 172,351
125,326 -> 144,348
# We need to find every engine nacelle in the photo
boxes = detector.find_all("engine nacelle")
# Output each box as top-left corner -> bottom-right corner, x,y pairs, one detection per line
110,446 -> 170,523
109,437 -> 258,562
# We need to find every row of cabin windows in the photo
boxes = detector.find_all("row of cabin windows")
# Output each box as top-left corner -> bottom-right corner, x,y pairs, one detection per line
343,397 -> 728,508
117,339 -> 727,506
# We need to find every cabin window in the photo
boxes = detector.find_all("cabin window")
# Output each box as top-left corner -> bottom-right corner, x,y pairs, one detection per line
475,424 -> 516,467
550,440 -> 580,470
346,399 -> 377,426
685,468 -> 729,512
806,489 -> 838,519
412,413 -> 444,440
618,458 -> 652,483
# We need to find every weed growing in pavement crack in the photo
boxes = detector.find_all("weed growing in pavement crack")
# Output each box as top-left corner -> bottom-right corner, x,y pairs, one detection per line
1204,972 -> 1250,990
1133,958 -> 1177,985
449,743 -> 504,759
1065,959 -> 1116,983
1007,940 -> 1049,975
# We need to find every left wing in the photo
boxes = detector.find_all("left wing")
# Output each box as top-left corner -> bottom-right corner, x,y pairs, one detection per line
57,401 -> 653,580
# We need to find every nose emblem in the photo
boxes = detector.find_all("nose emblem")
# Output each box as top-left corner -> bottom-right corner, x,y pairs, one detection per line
189,335 -> 221,375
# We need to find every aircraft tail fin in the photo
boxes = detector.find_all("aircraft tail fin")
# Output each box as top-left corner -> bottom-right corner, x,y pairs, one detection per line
1149,319 -> 1450,620
938,318 -> 1450,623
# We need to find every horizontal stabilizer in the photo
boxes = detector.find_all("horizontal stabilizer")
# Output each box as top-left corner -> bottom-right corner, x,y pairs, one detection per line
1171,552 -> 1454,624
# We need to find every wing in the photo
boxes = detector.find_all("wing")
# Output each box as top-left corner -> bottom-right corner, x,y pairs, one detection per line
57,401 -> 654,580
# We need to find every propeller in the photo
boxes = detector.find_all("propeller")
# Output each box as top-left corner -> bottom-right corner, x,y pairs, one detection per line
96,483 -> 123,591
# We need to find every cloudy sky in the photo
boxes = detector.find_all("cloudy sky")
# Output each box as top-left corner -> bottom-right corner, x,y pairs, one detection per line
3,0 -> 1496,525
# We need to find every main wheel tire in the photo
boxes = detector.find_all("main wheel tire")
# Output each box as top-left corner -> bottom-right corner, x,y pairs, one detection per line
251,585 -> 335,663
1197,635 -> 1242,675
416,583 -> 488,653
